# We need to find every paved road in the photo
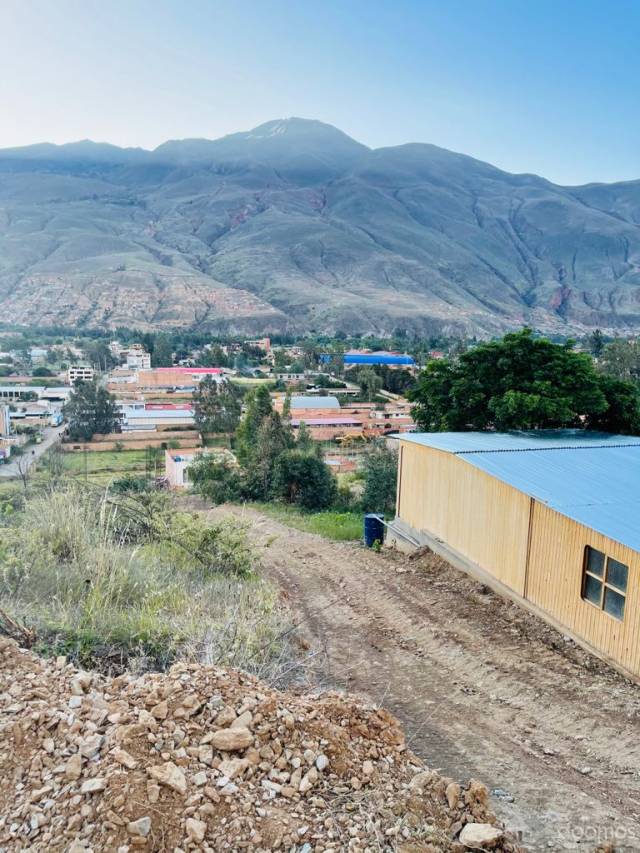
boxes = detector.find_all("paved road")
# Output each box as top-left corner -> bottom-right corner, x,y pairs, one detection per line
207,504 -> 640,852
0,424 -> 66,479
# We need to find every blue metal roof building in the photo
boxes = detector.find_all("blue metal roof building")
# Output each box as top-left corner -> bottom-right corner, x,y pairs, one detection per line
394,430 -> 640,678
320,352 -> 415,366
400,430 -> 640,551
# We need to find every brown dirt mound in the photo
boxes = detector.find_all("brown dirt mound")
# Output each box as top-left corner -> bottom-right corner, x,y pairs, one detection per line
0,638 -> 523,852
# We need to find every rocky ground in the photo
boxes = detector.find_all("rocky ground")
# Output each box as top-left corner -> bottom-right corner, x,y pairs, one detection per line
0,637 -> 522,852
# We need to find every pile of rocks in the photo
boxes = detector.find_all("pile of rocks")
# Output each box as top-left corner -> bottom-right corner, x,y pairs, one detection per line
0,638 -> 522,851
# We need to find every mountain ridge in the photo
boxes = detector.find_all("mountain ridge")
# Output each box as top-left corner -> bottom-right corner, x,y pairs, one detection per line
2,117 -> 640,336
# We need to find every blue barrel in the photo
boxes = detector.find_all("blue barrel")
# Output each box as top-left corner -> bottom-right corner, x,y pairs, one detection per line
364,513 -> 385,548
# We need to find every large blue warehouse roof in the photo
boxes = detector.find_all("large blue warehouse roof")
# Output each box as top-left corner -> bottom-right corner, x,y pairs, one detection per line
320,352 -> 415,365
399,430 -> 640,552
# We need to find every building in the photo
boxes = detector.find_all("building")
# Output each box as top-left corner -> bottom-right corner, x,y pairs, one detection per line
125,350 -> 151,370
0,385 -> 71,404
244,337 -> 271,352
165,447 -> 204,488
30,347 -> 49,366
136,367 -> 224,389
0,404 -> 11,436
67,365 -> 94,386
119,402 -> 195,432
320,351 -> 415,367
390,430 -> 640,679
290,396 -> 341,411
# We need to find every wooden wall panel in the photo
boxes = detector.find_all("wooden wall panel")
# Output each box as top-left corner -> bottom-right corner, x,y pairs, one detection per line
527,502 -> 640,676
397,442 -> 530,594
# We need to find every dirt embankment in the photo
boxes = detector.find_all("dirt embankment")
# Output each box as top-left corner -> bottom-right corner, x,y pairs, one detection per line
205,505 -> 640,853
0,637 -> 521,852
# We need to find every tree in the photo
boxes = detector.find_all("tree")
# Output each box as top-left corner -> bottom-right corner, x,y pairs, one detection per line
589,329 -> 605,358
244,411 -> 293,499
83,340 -> 116,372
358,367 -> 383,402
273,450 -> 336,509
193,378 -> 241,435
295,420 -> 315,454
152,334 -> 173,367
63,380 -> 119,441
586,375 -> 640,435
235,385 -> 274,465
361,441 -> 398,514
409,329 -> 610,432
188,456 -> 244,505
598,339 -> 640,385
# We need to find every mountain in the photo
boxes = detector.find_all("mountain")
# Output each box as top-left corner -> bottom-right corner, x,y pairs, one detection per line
2,117 -> 640,337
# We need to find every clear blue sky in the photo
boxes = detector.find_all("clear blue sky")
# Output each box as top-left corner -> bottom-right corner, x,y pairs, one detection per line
1,0 -> 638,184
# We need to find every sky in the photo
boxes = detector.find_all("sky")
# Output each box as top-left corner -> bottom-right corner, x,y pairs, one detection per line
0,0 -> 639,185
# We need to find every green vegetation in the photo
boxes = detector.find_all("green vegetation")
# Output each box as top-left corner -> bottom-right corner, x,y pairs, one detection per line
0,484 -> 290,675
410,328 -> 640,434
63,380 -> 119,440
193,376 -> 242,434
360,441 -> 398,514
250,503 -> 361,541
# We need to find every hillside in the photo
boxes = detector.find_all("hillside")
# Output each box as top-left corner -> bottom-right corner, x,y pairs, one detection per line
2,118 -> 640,336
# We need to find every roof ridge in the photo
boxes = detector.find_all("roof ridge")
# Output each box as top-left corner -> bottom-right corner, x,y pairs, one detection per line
456,442 -> 640,456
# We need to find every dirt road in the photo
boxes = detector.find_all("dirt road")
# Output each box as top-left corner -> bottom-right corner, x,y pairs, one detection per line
209,505 -> 640,852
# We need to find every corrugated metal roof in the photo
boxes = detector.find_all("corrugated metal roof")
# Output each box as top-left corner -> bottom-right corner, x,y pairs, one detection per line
290,417 -> 362,426
398,430 -> 640,453
290,396 -> 340,409
400,430 -> 640,552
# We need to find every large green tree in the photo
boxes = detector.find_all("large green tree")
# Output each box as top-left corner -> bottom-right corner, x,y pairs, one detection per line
63,381 -> 119,440
244,411 -> 293,500
193,378 -> 241,435
234,385 -> 274,465
272,450 -> 336,509
409,329 -> 640,434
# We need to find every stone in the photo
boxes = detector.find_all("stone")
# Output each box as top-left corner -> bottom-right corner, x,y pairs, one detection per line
218,758 -> 248,780
193,771 -> 207,786
151,700 -> 168,720
81,777 -> 106,794
315,754 -> 329,772
186,817 -> 206,843
209,727 -> 253,752
42,738 -> 55,754
459,823 -> 503,848
79,733 -> 104,758
112,748 -> 137,770
446,782 -> 461,810
362,760 -> 374,777
127,817 -> 152,837
148,762 -> 187,795
64,753 -> 83,781
232,709 -> 253,729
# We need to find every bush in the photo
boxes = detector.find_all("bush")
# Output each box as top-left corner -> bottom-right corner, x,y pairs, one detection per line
272,450 -> 337,510
110,475 -> 149,494
188,456 -> 244,505
0,484 -> 290,675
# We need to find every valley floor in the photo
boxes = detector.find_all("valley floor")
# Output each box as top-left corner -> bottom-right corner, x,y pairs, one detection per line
206,503 -> 640,852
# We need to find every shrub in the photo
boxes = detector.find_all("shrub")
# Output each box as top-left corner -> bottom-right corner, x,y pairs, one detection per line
0,484 -> 290,676
272,450 -> 337,510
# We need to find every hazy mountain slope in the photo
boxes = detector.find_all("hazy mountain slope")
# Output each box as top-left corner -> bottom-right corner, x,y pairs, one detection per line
1,118 -> 640,335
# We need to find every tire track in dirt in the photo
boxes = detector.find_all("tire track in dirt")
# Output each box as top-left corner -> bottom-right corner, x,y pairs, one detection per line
207,505 -> 640,852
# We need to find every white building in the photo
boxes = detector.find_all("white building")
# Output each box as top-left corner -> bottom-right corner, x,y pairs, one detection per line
165,447 -> 203,487
67,365 -> 95,386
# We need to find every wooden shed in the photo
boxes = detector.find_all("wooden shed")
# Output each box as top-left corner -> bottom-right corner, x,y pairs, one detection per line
389,431 -> 640,679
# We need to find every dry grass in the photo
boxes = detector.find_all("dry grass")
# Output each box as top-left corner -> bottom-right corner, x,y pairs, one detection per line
0,483 -> 294,679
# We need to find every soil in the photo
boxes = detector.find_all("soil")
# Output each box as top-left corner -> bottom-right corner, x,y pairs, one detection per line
207,504 -> 640,853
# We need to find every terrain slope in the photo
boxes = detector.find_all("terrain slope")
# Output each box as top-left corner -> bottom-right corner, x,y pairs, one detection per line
3,118 -> 640,336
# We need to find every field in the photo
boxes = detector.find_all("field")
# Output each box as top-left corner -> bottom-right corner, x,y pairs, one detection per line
250,502 -> 362,541
56,449 -> 150,484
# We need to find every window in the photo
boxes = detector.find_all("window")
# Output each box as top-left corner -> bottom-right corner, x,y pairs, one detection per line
581,546 -> 628,620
